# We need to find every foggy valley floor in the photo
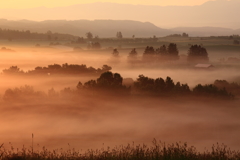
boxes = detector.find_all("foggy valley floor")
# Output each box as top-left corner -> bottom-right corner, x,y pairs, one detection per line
0,95 -> 240,152
1,1 -> 240,158
0,37 -> 239,157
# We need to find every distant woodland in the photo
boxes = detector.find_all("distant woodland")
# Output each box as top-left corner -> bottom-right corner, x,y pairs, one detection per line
126,44 -> 209,63
0,28 -> 76,40
2,71 -> 237,102
2,64 -> 112,76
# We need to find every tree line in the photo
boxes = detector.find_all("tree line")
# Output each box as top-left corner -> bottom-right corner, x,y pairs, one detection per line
166,33 -> 189,37
2,64 -> 112,76
0,29 -> 76,40
74,72 -> 235,99
3,71 -> 235,102
122,43 -> 209,63
214,80 -> 240,95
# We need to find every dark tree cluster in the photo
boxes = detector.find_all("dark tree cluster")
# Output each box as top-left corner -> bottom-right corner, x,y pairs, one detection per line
2,66 -> 24,75
193,84 -> 234,99
2,64 -> 112,76
70,37 -> 86,45
134,75 -> 190,96
3,85 -> 46,102
134,75 -> 233,99
0,28 -> 76,40
128,48 -> 138,57
187,45 -> 209,62
86,32 -> 93,40
88,37 -> 161,44
76,37 -> 85,43
88,42 -> 101,49
2,72 -> 235,102
112,48 -> 119,57
142,43 -> 179,62
127,48 -> 138,62
116,32 -> 123,39
142,46 -> 155,61
77,71 -> 130,95
166,33 -> 189,37
214,80 -> 240,95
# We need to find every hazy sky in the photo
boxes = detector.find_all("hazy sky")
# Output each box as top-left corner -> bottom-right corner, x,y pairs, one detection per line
0,0 -> 215,9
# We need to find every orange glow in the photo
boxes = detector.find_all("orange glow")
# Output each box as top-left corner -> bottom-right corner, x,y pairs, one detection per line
0,0 -> 211,9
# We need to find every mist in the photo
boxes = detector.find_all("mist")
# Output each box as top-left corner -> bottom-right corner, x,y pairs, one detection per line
1,95 -> 240,152
0,30 -> 239,158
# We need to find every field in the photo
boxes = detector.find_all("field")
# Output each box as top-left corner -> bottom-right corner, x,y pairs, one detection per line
0,36 -> 240,158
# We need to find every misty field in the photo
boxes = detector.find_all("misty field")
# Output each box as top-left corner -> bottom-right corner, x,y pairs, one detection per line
1,97 -> 240,159
0,37 -> 240,160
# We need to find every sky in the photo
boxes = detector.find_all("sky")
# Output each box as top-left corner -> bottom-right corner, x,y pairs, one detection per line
0,0 -> 215,9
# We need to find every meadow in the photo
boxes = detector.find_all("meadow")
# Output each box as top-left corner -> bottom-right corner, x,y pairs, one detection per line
0,36 -> 240,159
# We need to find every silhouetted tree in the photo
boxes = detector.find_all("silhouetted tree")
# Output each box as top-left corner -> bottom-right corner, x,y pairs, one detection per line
84,80 -> 97,89
187,45 -> 209,62
158,45 -> 167,55
3,66 -> 24,75
112,48 -> 119,57
26,63 -> 111,75
154,78 -> 165,92
116,32 -> 123,39
86,32 -> 93,40
134,75 -> 155,92
193,84 -> 233,99
182,33 -> 189,37
167,43 -> 179,60
156,45 -> 167,60
76,81 -> 83,90
89,42 -> 101,49
101,65 -> 112,73
48,88 -> 59,98
174,82 -> 190,94
3,85 -> 45,102
214,79 -> 240,95
96,71 -> 123,87
142,46 -> 155,62
77,37 -> 85,43
155,43 -> 179,61
134,75 -> 191,96
165,76 -> 175,91
128,48 -> 137,57
82,71 -> 129,95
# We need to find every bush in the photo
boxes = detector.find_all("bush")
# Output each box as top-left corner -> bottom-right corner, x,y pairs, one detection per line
3,85 -> 46,102
193,84 -> 234,99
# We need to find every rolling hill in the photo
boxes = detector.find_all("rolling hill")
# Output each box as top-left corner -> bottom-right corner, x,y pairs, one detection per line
0,0 -> 240,29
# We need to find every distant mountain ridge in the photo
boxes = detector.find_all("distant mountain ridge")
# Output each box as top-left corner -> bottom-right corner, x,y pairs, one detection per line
0,19 -> 173,37
0,19 -> 240,37
0,1 -> 240,29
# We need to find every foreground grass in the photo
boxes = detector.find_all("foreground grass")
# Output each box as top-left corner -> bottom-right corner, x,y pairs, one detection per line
1,140 -> 240,160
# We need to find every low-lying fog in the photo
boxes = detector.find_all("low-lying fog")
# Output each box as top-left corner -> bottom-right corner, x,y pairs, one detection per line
0,46 -> 240,91
1,98 -> 240,152
0,45 -> 240,152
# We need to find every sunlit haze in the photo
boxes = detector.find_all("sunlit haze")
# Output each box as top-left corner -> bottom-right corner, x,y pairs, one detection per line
0,0 -> 240,158
0,0 -> 215,8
